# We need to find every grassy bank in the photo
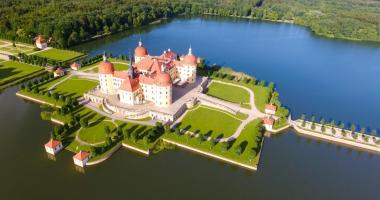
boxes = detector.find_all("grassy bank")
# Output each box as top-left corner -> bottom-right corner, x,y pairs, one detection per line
163,119 -> 264,168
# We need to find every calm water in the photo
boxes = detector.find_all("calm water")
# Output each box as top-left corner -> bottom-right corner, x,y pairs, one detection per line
2,17 -> 380,199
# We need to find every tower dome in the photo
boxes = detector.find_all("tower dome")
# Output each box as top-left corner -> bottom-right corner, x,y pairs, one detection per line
183,47 -> 197,66
99,54 -> 114,74
134,41 -> 148,57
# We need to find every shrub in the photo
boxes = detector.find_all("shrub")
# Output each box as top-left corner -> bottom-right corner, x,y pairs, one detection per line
80,119 -> 88,128
40,111 -> 52,120
234,145 -> 242,155
221,141 -> 229,152
311,123 -> 316,130
259,80 -> 266,86
197,133 -> 203,144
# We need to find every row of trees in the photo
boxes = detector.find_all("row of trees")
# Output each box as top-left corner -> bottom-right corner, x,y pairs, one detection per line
168,122 -> 264,159
0,0 -> 189,47
2,0 -> 379,47
300,114 -> 379,137
10,52 -> 70,68
191,0 -> 380,43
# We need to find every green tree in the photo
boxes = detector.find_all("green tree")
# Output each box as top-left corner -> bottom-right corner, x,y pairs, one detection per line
80,119 -> 88,128
234,145 -> 242,155
221,142 -> 229,152
350,124 -> 356,133
104,126 -> 111,136
90,146 -> 97,157
197,134 -> 203,144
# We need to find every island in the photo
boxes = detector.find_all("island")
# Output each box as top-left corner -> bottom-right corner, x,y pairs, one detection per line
7,38 -> 290,170
3,35 -> 379,171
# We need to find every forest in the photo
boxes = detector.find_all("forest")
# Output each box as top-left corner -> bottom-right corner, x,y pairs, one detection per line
1,0 -> 379,47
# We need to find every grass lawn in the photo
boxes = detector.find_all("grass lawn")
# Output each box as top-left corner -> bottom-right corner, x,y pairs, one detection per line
78,120 -> 117,144
0,61 -> 44,85
179,105 -> 242,138
0,45 -> 35,55
206,82 -> 250,106
34,48 -> 84,61
113,62 -> 129,71
17,76 -> 97,106
50,76 -> 98,98
211,77 -> 271,112
163,119 -> 263,167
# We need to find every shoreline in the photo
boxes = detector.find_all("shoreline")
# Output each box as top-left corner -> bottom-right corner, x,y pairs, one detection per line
86,143 -> 122,166
122,142 -> 150,156
16,92 -> 62,108
162,138 -> 258,171
293,125 -> 380,154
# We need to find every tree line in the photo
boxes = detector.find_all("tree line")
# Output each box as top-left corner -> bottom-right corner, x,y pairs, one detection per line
1,0 -> 379,48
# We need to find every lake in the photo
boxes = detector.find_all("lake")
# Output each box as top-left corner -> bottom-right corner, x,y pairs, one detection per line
2,16 -> 380,199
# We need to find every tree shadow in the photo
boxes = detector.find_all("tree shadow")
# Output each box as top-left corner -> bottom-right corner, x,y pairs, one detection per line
204,130 -> 213,138
216,133 -> 224,140
239,141 -> 248,153
183,125 -> 192,132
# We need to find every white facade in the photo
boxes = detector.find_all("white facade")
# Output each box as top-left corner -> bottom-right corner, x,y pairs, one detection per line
135,55 -> 145,63
119,89 -> 143,105
265,108 -> 276,115
45,143 -> 63,155
139,83 -> 172,107
264,124 -> 273,131
99,74 -> 116,94
73,157 -> 89,167
36,42 -> 47,50
176,65 -> 196,83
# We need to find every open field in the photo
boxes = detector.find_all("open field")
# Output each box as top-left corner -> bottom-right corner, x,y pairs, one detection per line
34,49 -> 85,61
50,77 -> 98,98
0,61 -> 44,88
179,105 -> 242,138
206,81 -> 250,107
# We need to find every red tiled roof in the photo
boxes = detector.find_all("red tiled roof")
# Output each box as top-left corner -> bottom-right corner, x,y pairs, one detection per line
138,74 -> 155,85
265,104 -> 277,111
99,61 -> 114,74
160,49 -> 177,60
71,62 -> 81,68
55,68 -> 65,74
113,71 -> 129,79
262,117 -> 274,125
36,35 -> 46,44
45,139 -> 61,148
155,71 -> 172,87
135,57 -> 163,73
120,77 -> 140,92
73,151 -> 90,161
